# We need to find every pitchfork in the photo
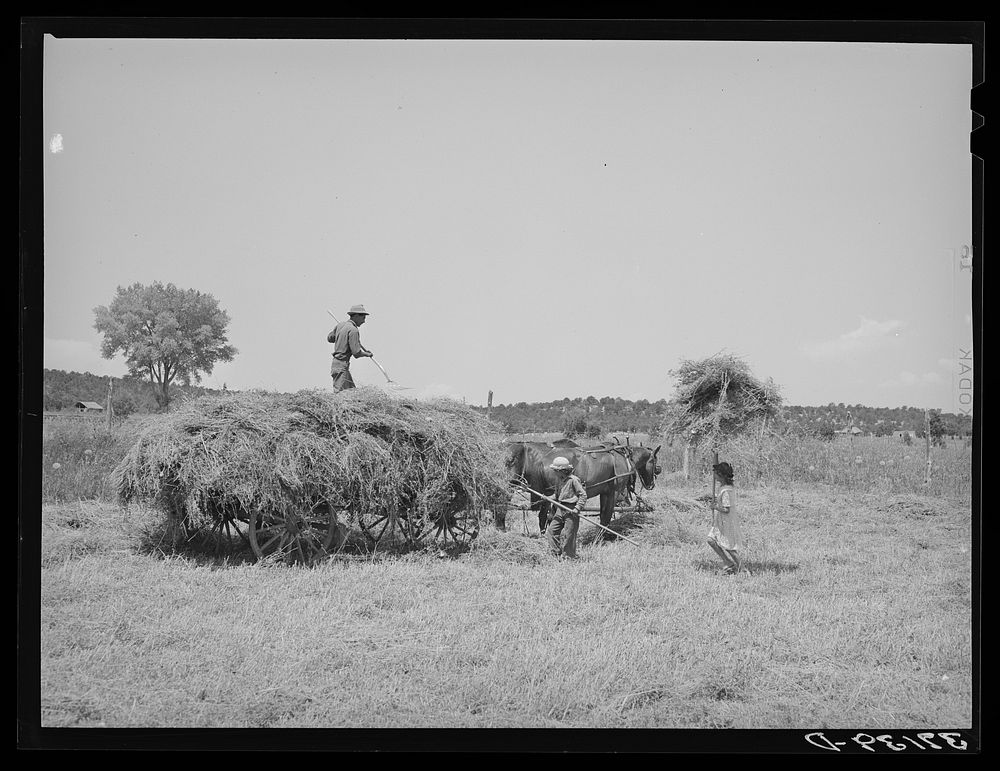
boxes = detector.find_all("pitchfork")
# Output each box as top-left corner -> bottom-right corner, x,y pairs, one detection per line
515,482 -> 642,547
326,309 -> 409,389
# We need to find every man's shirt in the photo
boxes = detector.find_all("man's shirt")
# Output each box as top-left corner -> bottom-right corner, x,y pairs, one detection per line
555,475 -> 587,510
328,320 -> 365,362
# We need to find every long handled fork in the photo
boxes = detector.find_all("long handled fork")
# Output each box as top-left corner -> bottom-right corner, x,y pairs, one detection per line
517,483 -> 641,546
326,309 -> 409,389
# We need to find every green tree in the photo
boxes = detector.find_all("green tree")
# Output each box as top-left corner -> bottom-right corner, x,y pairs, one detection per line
928,410 -> 946,447
94,282 -> 237,410
111,393 -> 137,420
561,407 -> 588,438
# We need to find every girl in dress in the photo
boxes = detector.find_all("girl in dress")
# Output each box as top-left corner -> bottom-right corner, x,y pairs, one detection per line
707,461 -> 746,575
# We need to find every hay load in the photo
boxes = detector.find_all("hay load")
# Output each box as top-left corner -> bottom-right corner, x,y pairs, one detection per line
112,388 -> 510,560
661,354 -> 783,448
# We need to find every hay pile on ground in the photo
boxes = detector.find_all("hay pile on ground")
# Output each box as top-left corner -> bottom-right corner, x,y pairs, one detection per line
878,494 -> 946,519
112,387 -> 510,531
461,527 -> 548,566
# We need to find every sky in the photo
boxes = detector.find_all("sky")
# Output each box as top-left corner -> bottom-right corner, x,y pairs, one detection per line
41,35 -> 975,412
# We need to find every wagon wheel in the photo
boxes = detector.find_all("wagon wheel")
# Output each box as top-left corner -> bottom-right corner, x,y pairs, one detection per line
357,508 -> 399,545
195,513 -> 251,555
248,502 -> 339,564
427,509 -> 480,545
398,509 -> 426,544
179,498 -> 253,555
177,510 -> 225,551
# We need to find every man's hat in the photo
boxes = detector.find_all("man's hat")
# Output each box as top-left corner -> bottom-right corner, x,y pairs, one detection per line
347,304 -> 369,316
713,461 -> 734,479
550,456 -> 573,471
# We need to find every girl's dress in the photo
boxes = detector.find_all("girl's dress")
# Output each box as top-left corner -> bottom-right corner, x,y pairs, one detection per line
708,483 -> 743,551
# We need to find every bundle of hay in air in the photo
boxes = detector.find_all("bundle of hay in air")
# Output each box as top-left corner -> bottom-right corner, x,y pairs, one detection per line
660,353 -> 783,448
111,387 -> 510,536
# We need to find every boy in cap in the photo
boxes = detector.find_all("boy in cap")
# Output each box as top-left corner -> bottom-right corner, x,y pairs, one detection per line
706,461 -> 747,575
327,304 -> 374,392
546,456 -> 587,559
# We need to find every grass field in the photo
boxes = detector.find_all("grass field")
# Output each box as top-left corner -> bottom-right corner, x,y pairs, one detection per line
37,461 -> 974,731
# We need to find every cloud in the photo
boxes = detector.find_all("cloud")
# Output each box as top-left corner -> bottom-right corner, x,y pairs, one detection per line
801,318 -> 904,362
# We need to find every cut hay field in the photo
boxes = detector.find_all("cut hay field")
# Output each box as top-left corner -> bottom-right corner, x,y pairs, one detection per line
37,480 -> 974,733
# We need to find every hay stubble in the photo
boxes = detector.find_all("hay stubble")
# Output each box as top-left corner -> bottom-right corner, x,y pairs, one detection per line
40,482 -> 971,729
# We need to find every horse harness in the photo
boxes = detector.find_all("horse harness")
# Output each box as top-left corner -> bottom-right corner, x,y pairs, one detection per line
577,445 -> 642,504
509,442 -> 651,515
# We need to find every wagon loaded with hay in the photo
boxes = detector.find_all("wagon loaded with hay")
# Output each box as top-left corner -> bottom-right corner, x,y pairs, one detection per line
112,388 -> 510,563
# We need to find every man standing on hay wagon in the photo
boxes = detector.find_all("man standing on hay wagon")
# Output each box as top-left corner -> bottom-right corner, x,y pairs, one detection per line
327,304 -> 374,392
546,456 -> 587,560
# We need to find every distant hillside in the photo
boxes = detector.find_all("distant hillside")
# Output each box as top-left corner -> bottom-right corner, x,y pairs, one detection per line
473,397 -> 972,440
473,397 -> 669,437
43,368 -> 227,416
777,403 -> 971,439
41,370 -> 973,438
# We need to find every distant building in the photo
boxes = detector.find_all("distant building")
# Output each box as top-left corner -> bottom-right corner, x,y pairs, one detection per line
75,401 -> 104,413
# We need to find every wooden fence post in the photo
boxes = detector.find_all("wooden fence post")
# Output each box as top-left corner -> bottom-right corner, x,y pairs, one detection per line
106,377 -> 114,430
712,449 -> 718,504
924,409 -> 932,485
487,390 -> 493,421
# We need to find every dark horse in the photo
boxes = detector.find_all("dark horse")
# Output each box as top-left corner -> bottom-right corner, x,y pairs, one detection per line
504,439 -> 661,532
